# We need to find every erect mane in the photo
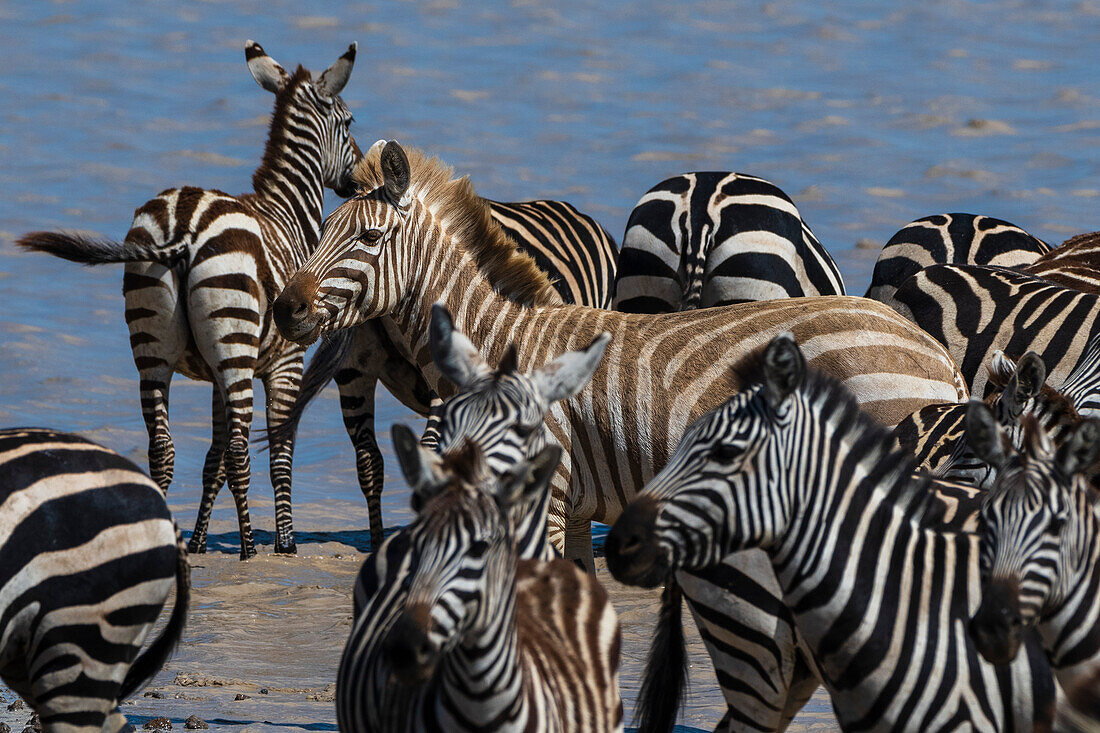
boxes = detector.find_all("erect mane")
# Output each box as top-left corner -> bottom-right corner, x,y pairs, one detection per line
253,66 -> 317,197
351,145 -> 561,307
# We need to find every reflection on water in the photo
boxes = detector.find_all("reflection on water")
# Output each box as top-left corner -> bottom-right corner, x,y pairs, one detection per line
2,1 -> 1098,729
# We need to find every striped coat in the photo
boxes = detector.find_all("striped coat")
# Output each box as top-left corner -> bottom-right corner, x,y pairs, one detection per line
0,428 -> 189,732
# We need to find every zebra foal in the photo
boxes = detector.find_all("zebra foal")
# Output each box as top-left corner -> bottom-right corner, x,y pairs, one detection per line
964,403 -> 1100,728
606,335 -> 1056,732
613,171 -> 844,313
18,41 -> 362,558
0,428 -> 189,732
336,429 -> 622,732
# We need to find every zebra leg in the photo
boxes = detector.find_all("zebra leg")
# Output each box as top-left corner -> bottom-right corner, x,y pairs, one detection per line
224,388 -> 257,561
263,354 -> 305,555
335,362 -> 386,549
188,387 -> 229,554
564,517 -> 595,573
420,397 -> 444,451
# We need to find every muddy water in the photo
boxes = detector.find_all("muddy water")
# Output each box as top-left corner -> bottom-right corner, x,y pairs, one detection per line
3,1 -> 1100,730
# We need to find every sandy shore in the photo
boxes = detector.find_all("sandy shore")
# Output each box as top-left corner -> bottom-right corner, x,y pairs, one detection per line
0,538 -> 837,732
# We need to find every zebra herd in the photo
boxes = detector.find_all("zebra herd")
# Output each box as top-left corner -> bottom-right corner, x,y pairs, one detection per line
5,39 -> 1100,732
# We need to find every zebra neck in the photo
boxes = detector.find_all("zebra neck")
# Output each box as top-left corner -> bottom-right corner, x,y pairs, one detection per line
1043,494 -> 1100,677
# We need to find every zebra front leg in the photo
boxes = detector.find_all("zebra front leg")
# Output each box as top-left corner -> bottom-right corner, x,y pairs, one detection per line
188,387 -> 229,554
420,396 -> 443,451
263,355 -> 305,555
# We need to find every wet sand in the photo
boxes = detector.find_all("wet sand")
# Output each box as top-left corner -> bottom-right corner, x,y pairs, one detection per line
0,538 -> 837,732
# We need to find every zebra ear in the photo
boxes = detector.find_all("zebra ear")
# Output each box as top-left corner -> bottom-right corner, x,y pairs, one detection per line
499,445 -> 562,510
965,401 -> 1006,468
987,351 -> 1017,388
762,333 -> 805,408
531,332 -> 610,403
1014,352 -> 1045,402
392,423 -> 445,504
245,40 -> 291,94
1055,419 -> 1100,479
316,42 -> 356,98
430,303 -> 491,389
381,141 -> 411,203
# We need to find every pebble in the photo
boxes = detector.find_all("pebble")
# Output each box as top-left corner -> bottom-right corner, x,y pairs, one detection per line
234,694 -> 251,701
0,723 -> 9,733
142,717 -> 171,730
6,701 -> 22,712
184,715 -> 208,730
259,688 -> 269,695
854,238 -> 879,250
144,691 -> 165,699
24,714 -> 40,732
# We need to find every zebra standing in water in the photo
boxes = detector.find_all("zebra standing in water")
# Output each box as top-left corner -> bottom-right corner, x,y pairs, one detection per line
18,41 -> 361,558
964,404 -> 1100,727
271,142 -> 970,731
271,187 -> 617,548
613,171 -> 844,313
337,430 -> 623,733
864,213 -> 1050,303
0,428 -> 189,732
606,335 -> 1056,732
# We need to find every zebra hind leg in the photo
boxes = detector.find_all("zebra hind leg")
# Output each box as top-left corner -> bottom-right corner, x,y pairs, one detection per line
336,364 -> 386,550
138,366 -> 176,493
188,387 -> 229,554
263,357 -> 305,555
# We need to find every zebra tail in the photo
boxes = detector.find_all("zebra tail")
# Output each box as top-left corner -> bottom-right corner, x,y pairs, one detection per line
15,231 -> 187,266
635,580 -> 687,733
118,528 -> 191,701
258,329 -> 355,450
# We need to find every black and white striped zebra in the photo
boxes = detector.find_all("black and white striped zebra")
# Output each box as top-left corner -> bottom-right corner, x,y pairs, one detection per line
268,190 -> 618,548
0,428 -> 189,732
964,404 -> 1100,727
606,334 -> 1056,732
890,264 -> 1100,400
18,41 -> 361,559
336,430 -> 622,732
865,213 -> 1050,304
612,172 -> 844,313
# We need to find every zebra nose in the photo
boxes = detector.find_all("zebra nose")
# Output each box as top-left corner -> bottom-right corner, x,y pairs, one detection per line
605,495 -> 666,588
384,612 -> 440,685
969,579 -> 1024,665
274,274 -> 321,342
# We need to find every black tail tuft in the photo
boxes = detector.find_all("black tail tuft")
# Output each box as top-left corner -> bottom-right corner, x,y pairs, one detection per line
118,528 -> 191,701
16,230 -> 187,266
257,330 -> 355,451
635,580 -> 687,733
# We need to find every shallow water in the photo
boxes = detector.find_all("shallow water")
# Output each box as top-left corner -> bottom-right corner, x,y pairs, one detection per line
2,1 -> 1099,730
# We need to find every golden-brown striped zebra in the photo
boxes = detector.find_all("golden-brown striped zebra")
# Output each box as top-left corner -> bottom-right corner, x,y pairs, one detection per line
18,41 -> 361,559
0,428 -> 189,732
271,141 -> 970,730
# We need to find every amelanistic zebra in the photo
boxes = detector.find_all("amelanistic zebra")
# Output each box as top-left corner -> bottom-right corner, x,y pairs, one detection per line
964,404 -> 1100,727
0,428 -> 189,732
606,335 -> 1056,732
893,350 -> 1087,485
271,191 -> 617,548
864,213 -> 1050,303
890,264 -> 1100,399
613,171 -> 844,313
336,430 -> 623,733
272,141 -> 970,731
18,41 -> 361,559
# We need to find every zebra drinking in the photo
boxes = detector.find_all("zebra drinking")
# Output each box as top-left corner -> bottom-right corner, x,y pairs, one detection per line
0,428 -> 189,732
18,41 -> 361,558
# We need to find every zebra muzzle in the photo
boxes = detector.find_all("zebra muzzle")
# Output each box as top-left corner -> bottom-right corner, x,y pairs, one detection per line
605,495 -> 670,588
383,610 -> 441,686
273,274 -> 324,344
968,578 -> 1024,665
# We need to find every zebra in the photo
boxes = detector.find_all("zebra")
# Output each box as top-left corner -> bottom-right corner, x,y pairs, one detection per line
17,41 -> 361,559
0,428 -> 190,732
271,141 -> 971,731
893,350 -> 1088,486
336,428 -> 623,732
612,171 -> 844,313
1025,229 -> 1100,295
889,264 -> 1100,399
964,403 -> 1100,727
864,213 -> 1050,304
605,334 -> 1056,732
266,188 -> 618,549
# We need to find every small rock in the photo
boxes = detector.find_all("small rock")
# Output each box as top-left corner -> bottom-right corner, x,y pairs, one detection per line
183,715 -> 208,730
24,714 -> 41,732
233,693 -> 251,701
144,691 -> 165,699
142,718 -> 172,730
21,727 -> 34,733
7,700 -> 23,711
259,688 -> 269,695
854,238 -> 879,250
0,722 -> 11,733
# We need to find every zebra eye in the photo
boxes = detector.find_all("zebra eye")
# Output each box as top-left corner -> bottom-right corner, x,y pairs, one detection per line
514,423 -> 538,439
360,229 -> 383,243
710,442 -> 740,462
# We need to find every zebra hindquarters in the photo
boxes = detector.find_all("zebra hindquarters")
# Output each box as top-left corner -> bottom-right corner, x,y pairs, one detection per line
123,261 -> 190,493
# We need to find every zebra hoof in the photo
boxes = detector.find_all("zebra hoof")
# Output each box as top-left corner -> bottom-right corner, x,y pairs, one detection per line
275,538 -> 297,555
240,544 -> 257,561
187,538 -> 207,554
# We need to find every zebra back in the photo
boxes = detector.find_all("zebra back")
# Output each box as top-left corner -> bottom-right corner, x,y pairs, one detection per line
1026,229 -> 1100,295
613,171 -> 844,313
865,213 -> 1050,303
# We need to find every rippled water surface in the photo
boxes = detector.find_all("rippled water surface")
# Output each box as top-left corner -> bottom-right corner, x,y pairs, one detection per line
2,1 -> 1099,729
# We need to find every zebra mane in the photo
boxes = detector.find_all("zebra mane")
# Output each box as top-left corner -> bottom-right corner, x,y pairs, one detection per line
350,145 -> 560,307
252,66 -> 319,198
438,438 -> 488,487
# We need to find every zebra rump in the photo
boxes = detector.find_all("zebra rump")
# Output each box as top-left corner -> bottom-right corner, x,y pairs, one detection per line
0,428 -> 189,731
17,230 -> 188,266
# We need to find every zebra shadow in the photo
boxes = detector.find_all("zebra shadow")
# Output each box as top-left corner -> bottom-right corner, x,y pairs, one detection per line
180,528 -> 378,554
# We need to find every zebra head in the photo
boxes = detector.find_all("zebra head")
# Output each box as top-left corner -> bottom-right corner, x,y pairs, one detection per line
965,401 -> 1100,665
606,333 -> 807,587
431,303 -> 609,472
245,40 -> 361,199
381,423 -> 561,686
